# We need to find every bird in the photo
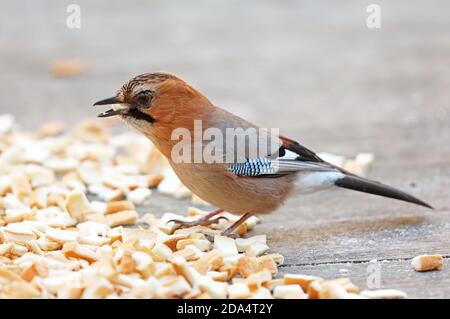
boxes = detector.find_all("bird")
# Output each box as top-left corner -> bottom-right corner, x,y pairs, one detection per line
94,72 -> 432,235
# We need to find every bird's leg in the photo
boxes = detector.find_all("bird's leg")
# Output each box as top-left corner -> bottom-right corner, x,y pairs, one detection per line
221,212 -> 254,237
169,208 -> 227,229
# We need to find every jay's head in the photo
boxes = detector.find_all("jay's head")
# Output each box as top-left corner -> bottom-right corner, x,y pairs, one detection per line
94,72 -> 211,137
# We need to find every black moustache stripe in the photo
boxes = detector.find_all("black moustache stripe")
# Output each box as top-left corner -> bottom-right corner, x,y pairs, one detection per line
126,107 -> 155,123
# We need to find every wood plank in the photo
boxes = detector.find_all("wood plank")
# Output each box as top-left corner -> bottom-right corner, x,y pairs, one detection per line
2,0 -> 450,298
279,259 -> 450,299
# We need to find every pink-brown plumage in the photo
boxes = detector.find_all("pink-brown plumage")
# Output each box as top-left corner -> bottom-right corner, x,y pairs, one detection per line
94,71 -> 432,234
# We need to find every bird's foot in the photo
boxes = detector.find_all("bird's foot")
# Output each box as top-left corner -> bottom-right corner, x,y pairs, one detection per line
204,232 -> 239,242
220,212 -> 254,237
169,216 -> 229,230
168,208 -> 227,230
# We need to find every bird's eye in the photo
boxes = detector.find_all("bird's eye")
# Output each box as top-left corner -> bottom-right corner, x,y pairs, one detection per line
136,95 -> 149,106
135,90 -> 153,107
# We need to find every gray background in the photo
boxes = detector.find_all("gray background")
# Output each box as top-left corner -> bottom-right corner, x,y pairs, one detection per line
1,0 -> 449,297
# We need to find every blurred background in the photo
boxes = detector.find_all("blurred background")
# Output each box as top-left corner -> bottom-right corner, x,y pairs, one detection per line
0,0 -> 449,212
1,1 -> 450,296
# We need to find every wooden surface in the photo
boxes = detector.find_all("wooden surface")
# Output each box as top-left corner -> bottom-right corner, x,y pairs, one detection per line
1,0 -> 449,298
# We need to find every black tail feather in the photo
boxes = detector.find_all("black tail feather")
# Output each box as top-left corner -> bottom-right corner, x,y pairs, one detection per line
335,175 -> 433,209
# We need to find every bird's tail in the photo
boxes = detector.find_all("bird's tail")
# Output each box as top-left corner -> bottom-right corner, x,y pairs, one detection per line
334,175 -> 433,209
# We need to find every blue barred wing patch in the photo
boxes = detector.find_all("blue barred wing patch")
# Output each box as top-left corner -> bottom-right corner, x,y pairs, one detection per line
227,158 -> 278,176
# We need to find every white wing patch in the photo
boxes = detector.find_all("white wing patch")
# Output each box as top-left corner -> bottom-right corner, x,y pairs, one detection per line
294,171 -> 345,194
282,149 -> 300,160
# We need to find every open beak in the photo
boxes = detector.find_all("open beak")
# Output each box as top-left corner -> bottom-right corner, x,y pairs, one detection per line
93,96 -> 128,118
93,96 -> 120,106
97,108 -> 124,118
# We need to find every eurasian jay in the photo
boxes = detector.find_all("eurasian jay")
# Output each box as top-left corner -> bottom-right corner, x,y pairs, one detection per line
94,72 -> 432,235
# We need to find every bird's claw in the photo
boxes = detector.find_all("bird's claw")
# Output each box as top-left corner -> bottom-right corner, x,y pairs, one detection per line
204,232 -> 239,241
168,216 -> 229,230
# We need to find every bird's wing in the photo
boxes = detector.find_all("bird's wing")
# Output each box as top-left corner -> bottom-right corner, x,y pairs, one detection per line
227,134 -> 339,177
207,108 -> 337,176
227,157 -> 336,177
277,135 -> 325,163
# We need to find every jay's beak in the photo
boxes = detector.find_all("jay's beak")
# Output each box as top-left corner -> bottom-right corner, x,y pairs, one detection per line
93,96 -> 128,118
93,96 -> 120,106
